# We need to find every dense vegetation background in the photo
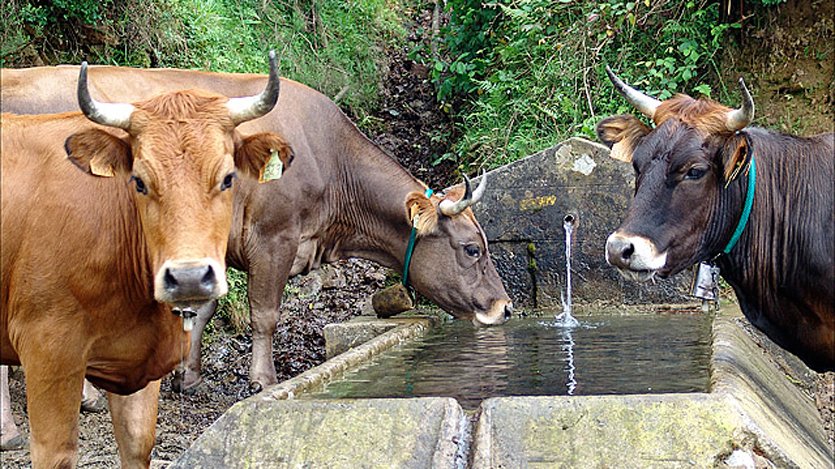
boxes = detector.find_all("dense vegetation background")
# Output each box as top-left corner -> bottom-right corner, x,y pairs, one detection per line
4,0 -> 832,165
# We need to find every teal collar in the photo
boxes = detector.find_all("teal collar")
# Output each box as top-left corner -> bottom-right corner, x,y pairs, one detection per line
722,135 -> 756,255
402,188 -> 434,287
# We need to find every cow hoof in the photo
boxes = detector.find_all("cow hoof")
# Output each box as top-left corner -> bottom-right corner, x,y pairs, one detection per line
0,434 -> 27,451
172,375 -> 203,395
81,395 -> 108,413
249,381 -> 264,394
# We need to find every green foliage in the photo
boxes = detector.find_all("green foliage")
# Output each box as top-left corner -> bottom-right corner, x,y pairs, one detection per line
3,0 -> 403,117
424,0 -> 739,170
215,268 -> 250,336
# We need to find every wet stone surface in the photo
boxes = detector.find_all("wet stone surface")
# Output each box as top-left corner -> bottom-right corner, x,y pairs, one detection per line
471,138 -> 693,309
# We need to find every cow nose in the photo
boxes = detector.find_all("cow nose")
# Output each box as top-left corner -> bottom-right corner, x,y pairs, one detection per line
606,234 -> 634,268
163,263 -> 217,300
504,303 -> 514,319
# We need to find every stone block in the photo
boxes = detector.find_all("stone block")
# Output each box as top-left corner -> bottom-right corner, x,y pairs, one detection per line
324,317 -> 399,359
472,137 -> 692,309
173,398 -> 466,468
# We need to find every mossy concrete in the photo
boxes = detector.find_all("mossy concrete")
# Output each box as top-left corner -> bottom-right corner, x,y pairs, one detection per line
470,305 -> 831,468
172,398 -> 466,468
473,394 -> 741,468
324,313 -> 443,359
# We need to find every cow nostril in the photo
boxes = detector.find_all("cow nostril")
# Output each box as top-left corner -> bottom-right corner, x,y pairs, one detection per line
163,268 -> 179,292
621,243 -> 635,260
200,265 -> 216,288
504,304 -> 514,319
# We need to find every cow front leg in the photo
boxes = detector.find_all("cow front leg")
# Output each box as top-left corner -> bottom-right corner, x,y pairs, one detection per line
246,241 -> 296,392
0,366 -> 26,451
21,360 -> 85,468
109,379 -> 161,469
172,300 -> 217,393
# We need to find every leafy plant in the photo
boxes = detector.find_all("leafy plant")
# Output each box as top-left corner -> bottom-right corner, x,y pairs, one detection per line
422,0 -> 740,170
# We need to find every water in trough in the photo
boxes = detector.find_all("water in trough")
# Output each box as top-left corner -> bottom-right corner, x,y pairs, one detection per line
304,313 -> 712,409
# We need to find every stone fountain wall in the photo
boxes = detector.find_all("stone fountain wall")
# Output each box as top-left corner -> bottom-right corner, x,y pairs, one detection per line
471,137 -> 692,309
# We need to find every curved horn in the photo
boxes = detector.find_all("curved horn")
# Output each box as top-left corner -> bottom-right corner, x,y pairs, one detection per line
439,171 -> 488,217
725,77 -> 755,131
77,61 -> 134,130
226,50 -> 281,125
605,65 -> 661,119
470,170 -> 487,206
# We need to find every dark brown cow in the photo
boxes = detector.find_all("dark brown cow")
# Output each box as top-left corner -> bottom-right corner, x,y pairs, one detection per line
1,65 -> 514,393
597,67 -> 834,371
0,54 -> 292,467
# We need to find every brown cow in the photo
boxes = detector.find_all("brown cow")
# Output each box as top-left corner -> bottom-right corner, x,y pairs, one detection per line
0,54 -> 292,467
1,65 -> 514,393
597,67 -> 834,371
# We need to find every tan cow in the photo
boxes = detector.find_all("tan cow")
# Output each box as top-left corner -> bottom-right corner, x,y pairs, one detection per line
0,53 -> 292,467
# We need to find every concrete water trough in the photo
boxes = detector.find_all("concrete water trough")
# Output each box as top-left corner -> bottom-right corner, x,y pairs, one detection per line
173,306 -> 830,468
172,139 -> 831,468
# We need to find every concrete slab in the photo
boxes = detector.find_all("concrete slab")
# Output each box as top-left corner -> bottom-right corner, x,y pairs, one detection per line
324,313 -> 444,359
473,394 -> 741,468
173,397 -> 466,468
470,307 -> 832,468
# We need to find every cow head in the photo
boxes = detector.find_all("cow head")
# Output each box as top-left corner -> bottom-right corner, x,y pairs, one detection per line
597,66 -> 754,281
403,175 -> 513,325
65,52 -> 293,307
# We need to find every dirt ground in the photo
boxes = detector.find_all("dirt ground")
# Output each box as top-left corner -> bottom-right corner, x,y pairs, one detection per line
2,0 -> 833,466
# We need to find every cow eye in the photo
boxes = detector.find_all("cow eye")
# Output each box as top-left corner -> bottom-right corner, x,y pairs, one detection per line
130,175 -> 148,195
685,168 -> 707,180
221,172 -> 237,191
464,244 -> 481,258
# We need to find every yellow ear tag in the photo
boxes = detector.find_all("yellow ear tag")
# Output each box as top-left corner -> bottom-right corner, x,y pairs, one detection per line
90,157 -> 115,177
259,149 -> 283,183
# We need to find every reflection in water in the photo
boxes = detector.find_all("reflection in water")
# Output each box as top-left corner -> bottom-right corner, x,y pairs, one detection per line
561,328 -> 576,395
306,315 -> 712,410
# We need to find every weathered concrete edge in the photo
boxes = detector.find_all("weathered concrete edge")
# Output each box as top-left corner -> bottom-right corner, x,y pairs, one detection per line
710,307 -> 832,467
259,317 -> 436,401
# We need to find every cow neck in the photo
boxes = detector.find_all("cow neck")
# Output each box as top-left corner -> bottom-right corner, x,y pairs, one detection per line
401,188 -> 434,288
332,142 -> 427,271
712,132 -> 756,262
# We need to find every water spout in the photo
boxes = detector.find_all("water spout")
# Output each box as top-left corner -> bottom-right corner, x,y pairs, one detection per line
555,214 -> 580,328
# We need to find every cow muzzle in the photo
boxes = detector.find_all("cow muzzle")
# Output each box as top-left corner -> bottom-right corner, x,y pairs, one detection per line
474,299 -> 514,326
605,232 -> 667,282
155,258 -> 228,304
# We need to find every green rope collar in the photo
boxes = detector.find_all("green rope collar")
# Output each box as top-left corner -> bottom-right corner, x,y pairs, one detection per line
402,187 -> 433,287
722,135 -> 756,255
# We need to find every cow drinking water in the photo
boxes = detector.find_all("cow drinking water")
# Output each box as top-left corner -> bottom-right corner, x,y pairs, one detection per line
0,53 -> 293,467
597,66 -> 834,371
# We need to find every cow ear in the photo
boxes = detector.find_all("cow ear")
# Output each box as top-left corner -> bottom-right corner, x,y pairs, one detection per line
65,129 -> 132,177
404,191 -> 439,236
235,132 -> 294,183
722,135 -> 749,182
596,115 -> 651,163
